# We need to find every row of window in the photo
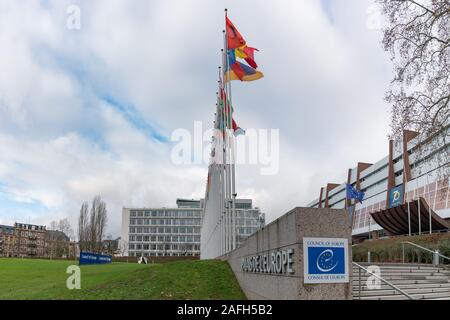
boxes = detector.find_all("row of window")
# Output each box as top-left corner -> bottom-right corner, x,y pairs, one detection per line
129,218 -> 201,226
129,235 -> 201,243
129,209 -> 262,219
129,243 -> 200,251
128,252 -> 199,257
129,226 -> 201,235
130,210 -> 201,218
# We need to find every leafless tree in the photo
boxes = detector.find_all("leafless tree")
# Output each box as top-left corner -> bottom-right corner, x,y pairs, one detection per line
119,239 -> 128,257
77,196 -> 108,253
378,0 -> 449,177
78,201 -> 89,252
49,220 -> 58,231
58,218 -> 73,241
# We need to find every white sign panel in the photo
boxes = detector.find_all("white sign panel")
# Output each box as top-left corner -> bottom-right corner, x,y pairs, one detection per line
303,237 -> 349,284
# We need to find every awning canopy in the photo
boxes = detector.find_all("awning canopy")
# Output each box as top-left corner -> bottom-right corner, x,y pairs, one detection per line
370,197 -> 450,235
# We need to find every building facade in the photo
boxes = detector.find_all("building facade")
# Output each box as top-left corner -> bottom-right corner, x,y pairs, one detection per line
45,230 -> 70,258
0,223 -> 73,258
14,223 -> 46,257
0,225 -> 15,257
307,128 -> 449,241
121,198 -> 265,257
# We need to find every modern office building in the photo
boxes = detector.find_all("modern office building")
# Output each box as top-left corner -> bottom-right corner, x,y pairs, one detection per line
307,128 -> 449,241
121,198 -> 265,257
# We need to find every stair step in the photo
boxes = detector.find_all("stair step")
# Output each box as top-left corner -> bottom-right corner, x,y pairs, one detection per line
354,287 -> 450,297
358,291 -> 450,300
353,282 -> 450,290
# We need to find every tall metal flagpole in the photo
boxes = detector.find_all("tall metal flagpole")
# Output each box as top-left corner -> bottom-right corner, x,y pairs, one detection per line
218,67 -> 226,255
224,8 -> 237,251
221,35 -> 230,253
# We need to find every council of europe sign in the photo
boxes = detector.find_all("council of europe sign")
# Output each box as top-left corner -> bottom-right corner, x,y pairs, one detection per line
303,237 -> 349,284
241,249 -> 294,274
79,251 -> 112,265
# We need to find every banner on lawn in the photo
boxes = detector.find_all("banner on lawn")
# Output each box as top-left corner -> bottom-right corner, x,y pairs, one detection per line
79,251 -> 112,265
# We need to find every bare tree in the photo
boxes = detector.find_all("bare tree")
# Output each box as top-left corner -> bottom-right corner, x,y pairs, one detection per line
378,0 -> 449,176
78,201 -> 89,252
119,239 -> 128,257
58,218 -> 73,241
77,196 -> 108,253
49,220 -> 58,231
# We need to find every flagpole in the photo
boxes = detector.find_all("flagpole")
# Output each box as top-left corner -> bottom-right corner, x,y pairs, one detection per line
224,8 -> 237,251
221,31 -> 230,254
218,68 -> 226,255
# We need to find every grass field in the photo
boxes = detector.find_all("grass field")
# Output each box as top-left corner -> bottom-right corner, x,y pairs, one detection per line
0,258 -> 246,300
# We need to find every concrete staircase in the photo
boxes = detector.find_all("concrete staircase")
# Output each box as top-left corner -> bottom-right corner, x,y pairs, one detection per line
353,263 -> 450,300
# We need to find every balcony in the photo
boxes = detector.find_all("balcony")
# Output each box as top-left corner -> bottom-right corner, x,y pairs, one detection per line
27,243 -> 37,248
28,236 -> 37,240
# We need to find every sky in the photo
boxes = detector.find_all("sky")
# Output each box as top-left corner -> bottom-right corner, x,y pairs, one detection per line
0,0 -> 393,238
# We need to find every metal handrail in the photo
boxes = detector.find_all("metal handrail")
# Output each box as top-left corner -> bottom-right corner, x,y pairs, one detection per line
401,241 -> 450,263
352,262 -> 414,300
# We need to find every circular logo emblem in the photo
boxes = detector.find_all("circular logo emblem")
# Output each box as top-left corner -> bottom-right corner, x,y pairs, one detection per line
316,249 -> 339,273
392,190 -> 401,202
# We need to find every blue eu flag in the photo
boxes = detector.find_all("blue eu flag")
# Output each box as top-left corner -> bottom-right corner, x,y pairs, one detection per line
346,184 -> 365,203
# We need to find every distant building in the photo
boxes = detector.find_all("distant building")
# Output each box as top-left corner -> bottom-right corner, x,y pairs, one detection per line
102,237 -> 120,255
121,198 -> 265,257
45,230 -> 70,258
14,223 -> 46,257
0,225 -> 15,257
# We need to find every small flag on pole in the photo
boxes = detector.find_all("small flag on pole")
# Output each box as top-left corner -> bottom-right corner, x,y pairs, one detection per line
346,184 -> 365,203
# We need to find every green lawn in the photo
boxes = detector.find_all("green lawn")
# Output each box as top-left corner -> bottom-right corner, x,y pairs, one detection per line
0,258 -> 246,300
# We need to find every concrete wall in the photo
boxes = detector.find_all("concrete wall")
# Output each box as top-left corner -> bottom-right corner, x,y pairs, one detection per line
220,207 -> 352,300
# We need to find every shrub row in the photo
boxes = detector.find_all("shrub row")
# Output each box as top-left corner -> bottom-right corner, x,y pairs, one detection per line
353,233 -> 450,264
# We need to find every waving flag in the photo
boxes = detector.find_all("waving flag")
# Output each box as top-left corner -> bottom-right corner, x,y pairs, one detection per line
226,17 -> 246,49
235,45 -> 259,69
232,118 -> 245,136
346,184 -> 365,203
225,62 -> 264,82
225,17 -> 263,82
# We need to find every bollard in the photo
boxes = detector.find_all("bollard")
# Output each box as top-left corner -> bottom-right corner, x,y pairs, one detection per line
433,250 -> 440,267
368,251 -> 371,264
